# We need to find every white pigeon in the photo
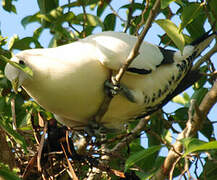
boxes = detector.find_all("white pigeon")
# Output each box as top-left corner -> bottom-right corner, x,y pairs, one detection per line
4,31 -> 216,129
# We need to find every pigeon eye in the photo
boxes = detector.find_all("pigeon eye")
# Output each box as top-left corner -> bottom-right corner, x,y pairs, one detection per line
19,60 -> 25,65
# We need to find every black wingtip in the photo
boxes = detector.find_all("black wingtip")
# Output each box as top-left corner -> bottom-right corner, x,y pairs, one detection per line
190,30 -> 217,46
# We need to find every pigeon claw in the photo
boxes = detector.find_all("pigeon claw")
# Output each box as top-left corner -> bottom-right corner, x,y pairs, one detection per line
104,80 -> 137,103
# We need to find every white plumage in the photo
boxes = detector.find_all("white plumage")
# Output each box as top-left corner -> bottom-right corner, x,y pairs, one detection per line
4,31 -> 216,129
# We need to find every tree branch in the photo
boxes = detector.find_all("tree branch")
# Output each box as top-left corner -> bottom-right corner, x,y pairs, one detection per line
153,80 -> 217,179
192,43 -> 217,71
110,116 -> 150,154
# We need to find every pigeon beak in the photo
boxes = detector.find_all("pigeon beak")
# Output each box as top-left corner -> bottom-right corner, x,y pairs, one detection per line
12,77 -> 19,94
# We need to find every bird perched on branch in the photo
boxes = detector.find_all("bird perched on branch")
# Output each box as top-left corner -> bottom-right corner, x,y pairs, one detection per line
4,31 -> 216,130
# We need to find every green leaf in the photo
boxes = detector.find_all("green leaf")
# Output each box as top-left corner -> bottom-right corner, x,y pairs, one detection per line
0,97 -> 6,112
21,13 -> 41,28
120,3 -> 145,11
209,0 -> 217,20
173,107 -> 188,128
199,158 -> 217,180
8,34 -> 19,50
0,36 -> 8,46
103,14 -> 116,31
54,12 -> 76,26
0,116 -> 28,153
33,27 -> 43,40
2,0 -> 17,13
193,66 -> 208,89
0,165 -> 21,180
186,13 -> 206,39
155,19 -> 185,51
180,3 -> 203,31
97,2 -> 107,17
62,0 -> 99,8
200,117 -> 214,140
125,145 -> 163,171
77,13 -> 104,28
10,37 -> 42,50
161,0 -> 175,9
0,55 -> 33,77
172,94 -> 189,106
182,138 -> 217,157
37,0 -> 59,14
164,130 -> 172,143
191,87 -> 208,105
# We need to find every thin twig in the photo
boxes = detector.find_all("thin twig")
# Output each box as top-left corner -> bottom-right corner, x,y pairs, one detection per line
60,142 -> 78,180
169,156 -> 181,180
68,23 -> 81,36
108,3 -> 126,23
37,120 -> 48,172
136,0 -> 150,35
123,0 -> 135,33
192,44 -> 217,71
110,116 -> 150,154
81,1 -> 88,38
114,0 -> 161,84
11,98 -> 16,130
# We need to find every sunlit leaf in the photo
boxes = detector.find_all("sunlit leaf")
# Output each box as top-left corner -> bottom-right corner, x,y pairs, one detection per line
155,19 -> 185,51
77,13 -> 104,28
161,0 -> 175,9
172,94 -> 188,106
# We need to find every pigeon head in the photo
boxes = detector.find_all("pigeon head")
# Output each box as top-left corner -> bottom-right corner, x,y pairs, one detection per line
4,55 -> 30,93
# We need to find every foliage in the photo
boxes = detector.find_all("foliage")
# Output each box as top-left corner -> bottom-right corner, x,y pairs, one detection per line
0,0 -> 217,179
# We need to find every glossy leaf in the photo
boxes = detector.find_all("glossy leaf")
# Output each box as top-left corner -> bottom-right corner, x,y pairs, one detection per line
191,87 -> 208,105
97,2 -> 107,17
161,0 -> 175,9
172,94 -> 189,106
120,3 -> 145,11
180,3 -> 203,31
9,37 -> 42,50
21,13 -> 40,28
2,0 -> 16,13
173,107 -> 189,128
186,13 -> 206,39
155,19 -> 185,51
125,145 -> 163,171
77,13 -> 104,28
182,138 -> 217,156
37,0 -> 59,14
103,13 -> 116,31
